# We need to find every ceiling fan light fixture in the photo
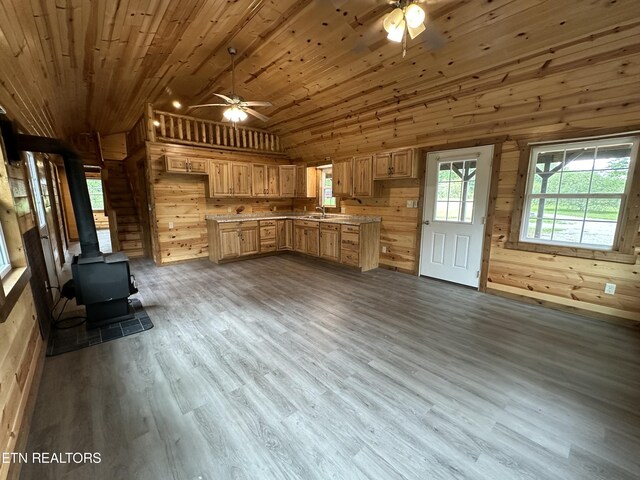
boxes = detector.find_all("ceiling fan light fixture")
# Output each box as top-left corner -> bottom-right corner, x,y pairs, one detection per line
407,22 -> 426,40
383,7 -> 404,33
387,19 -> 406,43
405,4 -> 426,29
223,105 -> 248,122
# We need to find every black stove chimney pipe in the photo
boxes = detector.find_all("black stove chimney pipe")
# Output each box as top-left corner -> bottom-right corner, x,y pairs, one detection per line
12,133 -> 102,258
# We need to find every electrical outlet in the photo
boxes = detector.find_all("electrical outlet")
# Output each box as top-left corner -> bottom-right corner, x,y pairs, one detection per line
273,206 -> 277,211
227,207 -> 232,213
304,205 -> 307,212
168,222 -> 174,229
604,283 -> 616,295
341,207 -> 346,213
406,200 -> 412,208
382,246 -> 387,253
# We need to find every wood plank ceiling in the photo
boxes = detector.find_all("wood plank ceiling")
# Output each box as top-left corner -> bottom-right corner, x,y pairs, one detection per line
0,0 -> 638,159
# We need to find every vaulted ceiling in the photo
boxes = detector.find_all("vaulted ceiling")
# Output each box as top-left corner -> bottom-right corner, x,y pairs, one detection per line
1,0 -> 638,160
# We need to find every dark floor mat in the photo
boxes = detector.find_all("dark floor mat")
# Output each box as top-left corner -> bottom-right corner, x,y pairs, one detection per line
46,298 -> 153,356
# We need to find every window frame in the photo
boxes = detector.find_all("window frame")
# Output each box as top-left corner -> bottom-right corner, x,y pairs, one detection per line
0,221 -> 12,279
318,165 -> 337,208
507,132 -> 640,264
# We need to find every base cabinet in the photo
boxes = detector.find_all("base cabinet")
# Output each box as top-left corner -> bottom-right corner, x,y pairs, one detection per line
209,218 -> 379,271
277,219 -> 293,250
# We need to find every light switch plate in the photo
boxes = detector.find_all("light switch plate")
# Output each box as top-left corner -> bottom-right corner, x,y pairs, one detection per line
168,222 -> 174,229
604,283 -> 616,295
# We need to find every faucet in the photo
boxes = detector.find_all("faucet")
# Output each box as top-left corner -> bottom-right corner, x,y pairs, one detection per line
315,205 -> 327,218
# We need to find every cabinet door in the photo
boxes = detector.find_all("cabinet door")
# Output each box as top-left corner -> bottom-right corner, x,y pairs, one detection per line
277,220 -> 293,250
391,150 -> 412,177
319,228 -> 340,261
266,165 -> 280,196
295,165 -> 317,198
166,156 -> 189,173
294,226 -> 306,253
231,163 -> 252,196
353,155 -> 373,197
209,160 -> 232,197
373,153 -> 391,179
252,165 -> 266,196
189,158 -> 208,174
279,165 -> 296,197
219,229 -> 239,259
239,226 -> 259,256
306,227 -> 319,256
332,158 -> 353,197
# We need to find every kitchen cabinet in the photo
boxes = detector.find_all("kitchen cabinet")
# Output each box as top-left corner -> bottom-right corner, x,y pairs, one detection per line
164,155 -> 208,174
208,160 -> 252,197
209,160 -> 232,197
332,158 -> 353,197
295,165 -> 317,198
373,149 -> 416,179
277,219 -> 293,250
260,220 -> 277,253
252,164 -> 280,197
319,223 -> 340,262
294,220 -> 319,256
210,221 -> 260,261
279,165 -> 296,197
340,223 -> 380,271
352,155 -> 373,197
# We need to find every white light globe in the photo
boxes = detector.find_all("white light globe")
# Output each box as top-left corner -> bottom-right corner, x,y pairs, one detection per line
405,4 -> 426,29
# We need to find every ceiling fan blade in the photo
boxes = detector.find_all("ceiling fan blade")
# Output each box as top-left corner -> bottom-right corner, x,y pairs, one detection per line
213,93 -> 234,103
245,108 -> 270,122
188,103 -> 229,109
241,101 -> 273,107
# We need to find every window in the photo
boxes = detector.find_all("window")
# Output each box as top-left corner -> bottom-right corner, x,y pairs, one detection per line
26,152 -> 47,229
319,166 -> 336,207
87,178 -> 105,210
0,222 -> 11,278
520,136 -> 638,250
435,159 -> 477,223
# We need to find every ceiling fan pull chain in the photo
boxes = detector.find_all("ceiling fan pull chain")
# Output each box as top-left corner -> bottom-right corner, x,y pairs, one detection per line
402,29 -> 407,58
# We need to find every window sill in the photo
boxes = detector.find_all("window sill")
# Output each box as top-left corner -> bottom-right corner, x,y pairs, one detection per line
504,241 -> 637,264
0,267 -> 32,324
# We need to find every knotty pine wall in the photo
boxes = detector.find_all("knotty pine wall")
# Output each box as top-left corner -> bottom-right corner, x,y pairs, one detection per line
146,142 -> 293,264
0,150 -> 45,480
285,28 -> 640,321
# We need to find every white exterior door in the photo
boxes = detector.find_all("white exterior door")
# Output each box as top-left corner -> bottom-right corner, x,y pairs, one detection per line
419,145 -> 493,288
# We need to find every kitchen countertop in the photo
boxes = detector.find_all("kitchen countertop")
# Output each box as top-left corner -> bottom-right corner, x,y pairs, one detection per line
205,211 -> 381,226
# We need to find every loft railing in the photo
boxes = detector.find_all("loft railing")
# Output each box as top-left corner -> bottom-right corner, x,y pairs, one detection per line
125,103 -> 284,155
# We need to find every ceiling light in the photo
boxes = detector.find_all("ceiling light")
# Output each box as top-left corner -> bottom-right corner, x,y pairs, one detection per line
153,120 -> 160,127
387,19 -> 406,43
383,7 -> 404,33
405,4 -> 425,28
223,106 -> 248,123
408,22 -> 426,40
172,100 -> 182,109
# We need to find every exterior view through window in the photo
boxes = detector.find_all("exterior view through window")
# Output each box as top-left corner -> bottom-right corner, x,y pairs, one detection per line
521,137 -> 638,249
87,178 -> 105,210
435,159 -> 477,223
320,167 -> 336,207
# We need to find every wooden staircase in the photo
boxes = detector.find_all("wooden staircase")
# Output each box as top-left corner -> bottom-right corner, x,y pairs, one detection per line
102,160 -> 146,258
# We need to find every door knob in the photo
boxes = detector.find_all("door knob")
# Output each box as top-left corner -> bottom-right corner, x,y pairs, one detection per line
423,220 -> 430,225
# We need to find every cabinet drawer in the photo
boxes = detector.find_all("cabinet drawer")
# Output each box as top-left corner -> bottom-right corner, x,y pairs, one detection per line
320,223 -> 340,232
341,251 -> 360,266
260,220 -> 277,227
341,225 -> 360,234
260,226 -> 276,239
189,158 -> 208,173
294,220 -> 319,228
341,232 -> 360,250
260,241 -> 277,252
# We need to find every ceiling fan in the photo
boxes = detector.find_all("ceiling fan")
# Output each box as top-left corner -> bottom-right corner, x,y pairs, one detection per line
189,47 -> 272,123
383,1 -> 430,57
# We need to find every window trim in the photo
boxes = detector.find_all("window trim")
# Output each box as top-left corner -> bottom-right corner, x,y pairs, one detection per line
318,165 -> 337,208
506,133 -> 640,264
0,221 -> 12,279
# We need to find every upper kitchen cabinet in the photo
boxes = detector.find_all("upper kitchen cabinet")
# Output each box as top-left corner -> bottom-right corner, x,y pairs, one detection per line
352,155 -> 373,197
373,149 -> 417,179
208,160 -> 251,197
295,165 -> 317,198
279,165 -> 296,197
252,164 -> 280,197
332,158 -> 353,197
164,155 -> 208,174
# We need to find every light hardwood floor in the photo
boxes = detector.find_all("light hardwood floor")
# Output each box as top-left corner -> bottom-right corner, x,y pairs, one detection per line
20,255 -> 640,480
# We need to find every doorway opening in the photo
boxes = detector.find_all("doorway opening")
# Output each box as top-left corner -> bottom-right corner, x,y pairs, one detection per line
86,175 -> 112,253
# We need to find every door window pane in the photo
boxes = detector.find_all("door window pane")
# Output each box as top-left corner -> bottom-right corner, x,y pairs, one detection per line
434,160 -> 477,223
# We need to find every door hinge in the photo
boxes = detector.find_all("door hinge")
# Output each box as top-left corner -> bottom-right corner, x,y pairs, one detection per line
476,270 -> 480,278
